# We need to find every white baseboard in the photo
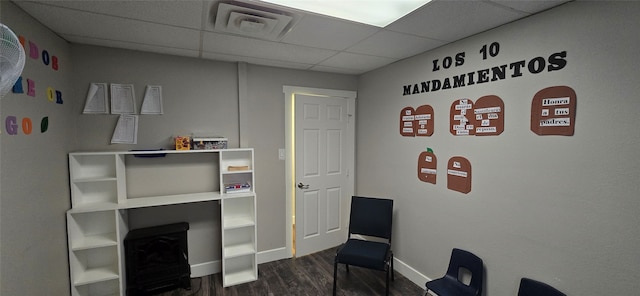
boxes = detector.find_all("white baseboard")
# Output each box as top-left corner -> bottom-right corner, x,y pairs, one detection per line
257,246 -> 290,264
393,256 -> 431,293
190,260 -> 220,278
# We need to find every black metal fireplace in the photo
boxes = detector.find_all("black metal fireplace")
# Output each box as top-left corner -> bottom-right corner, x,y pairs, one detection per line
124,222 -> 191,295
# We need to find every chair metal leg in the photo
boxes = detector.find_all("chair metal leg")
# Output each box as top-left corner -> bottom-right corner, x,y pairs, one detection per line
333,261 -> 338,296
385,268 -> 390,296
391,252 -> 395,281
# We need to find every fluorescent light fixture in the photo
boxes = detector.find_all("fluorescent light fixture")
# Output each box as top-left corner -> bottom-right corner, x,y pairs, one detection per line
258,0 -> 432,27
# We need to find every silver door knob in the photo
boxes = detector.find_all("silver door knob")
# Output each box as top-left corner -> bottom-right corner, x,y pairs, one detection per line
297,182 -> 309,189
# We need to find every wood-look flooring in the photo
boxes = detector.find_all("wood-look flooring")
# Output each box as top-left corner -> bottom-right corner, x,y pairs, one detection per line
157,247 -> 425,296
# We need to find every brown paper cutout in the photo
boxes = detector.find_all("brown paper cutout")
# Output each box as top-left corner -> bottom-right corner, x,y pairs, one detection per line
447,156 -> 472,194
530,86 -> 577,136
414,105 -> 434,137
400,106 -> 416,137
417,151 -> 437,184
474,95 -> 504,136
450,99 -> 476,136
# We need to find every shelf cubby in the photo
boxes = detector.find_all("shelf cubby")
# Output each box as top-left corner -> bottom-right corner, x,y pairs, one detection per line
71,180 -> 119,209
70,246 -> 120,286
223,226 -> 256,258
71,278 -> 120,296
68,211 -> 118,250
220,150 -> 253,174
70,154 -> 117,181
223,254 -> 257,287
223,196 -> 255,229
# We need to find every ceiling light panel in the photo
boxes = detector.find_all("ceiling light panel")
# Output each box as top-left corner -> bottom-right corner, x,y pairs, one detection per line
258,0 -> 431,27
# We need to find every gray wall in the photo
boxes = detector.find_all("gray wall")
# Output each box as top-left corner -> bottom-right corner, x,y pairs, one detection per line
1,2 -> 75,295
356,2 -> 640,295
71,45 -> 240,150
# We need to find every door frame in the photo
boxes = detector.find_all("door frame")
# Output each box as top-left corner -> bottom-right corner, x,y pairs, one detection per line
283,85 -> 357,257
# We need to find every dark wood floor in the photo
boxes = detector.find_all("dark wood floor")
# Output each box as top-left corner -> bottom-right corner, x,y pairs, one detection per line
158,247 -> 425,296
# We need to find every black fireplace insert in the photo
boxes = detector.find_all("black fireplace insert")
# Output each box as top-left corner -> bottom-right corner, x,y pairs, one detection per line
124,222 -> 191,295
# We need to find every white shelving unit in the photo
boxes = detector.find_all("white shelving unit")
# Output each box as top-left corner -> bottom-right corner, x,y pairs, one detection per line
220,149 -> 257,287
221,195 -> 256,286
66,149 -> 257,296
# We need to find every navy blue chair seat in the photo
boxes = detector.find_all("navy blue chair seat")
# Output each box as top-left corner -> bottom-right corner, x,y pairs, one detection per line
426,274 -> 478,295
335,238 -> 390,270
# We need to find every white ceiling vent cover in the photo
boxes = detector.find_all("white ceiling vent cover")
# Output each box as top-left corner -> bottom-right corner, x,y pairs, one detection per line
215,3 -> 293,40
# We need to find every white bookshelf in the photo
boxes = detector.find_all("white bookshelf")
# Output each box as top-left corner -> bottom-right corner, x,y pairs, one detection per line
66,149 -> 257,295
220,149 -> 257,287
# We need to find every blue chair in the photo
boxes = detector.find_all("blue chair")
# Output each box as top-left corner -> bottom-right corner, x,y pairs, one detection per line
333,196 -> 394,296
518,277 -> 566,296
425,248 -> 483,296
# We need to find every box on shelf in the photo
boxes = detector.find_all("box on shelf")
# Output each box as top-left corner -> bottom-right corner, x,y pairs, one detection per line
175,136 -> 191,150
224,182 -> 251,194
228,165 -> 249,171
192,137 -> 227,150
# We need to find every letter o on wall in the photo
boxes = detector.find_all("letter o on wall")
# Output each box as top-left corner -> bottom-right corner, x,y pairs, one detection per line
528,57 -> 546,74
22,118 -> 33,135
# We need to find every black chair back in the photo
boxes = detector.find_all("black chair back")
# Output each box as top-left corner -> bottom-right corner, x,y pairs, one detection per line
518,278 -> 566,296
348,196 -> 393,240
446,248 -> 484,294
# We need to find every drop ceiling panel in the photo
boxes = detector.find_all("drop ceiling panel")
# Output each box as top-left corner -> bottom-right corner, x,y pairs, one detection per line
16,2 -> 201,50
202,51 -> 313,70
316,52 -> 397,73
202,31 -> 338,64
65,35 -> 201,59
16,0 -> 206,29
308,65 -> 363,75
280,14 -> 380,51
387,0 -> 528,42
489,0 -> 570,14
347,30 -> 446,59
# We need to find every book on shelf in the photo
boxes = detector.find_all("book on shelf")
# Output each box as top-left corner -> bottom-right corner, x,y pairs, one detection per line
224,182 -> 251,193
227,165 -> 250,171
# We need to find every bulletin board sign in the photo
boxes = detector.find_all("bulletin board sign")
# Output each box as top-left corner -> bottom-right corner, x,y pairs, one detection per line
415,105 -> 434,136
400,107 -> 416,137
401,105 -> 434,137
474,95 -> 504,136
450,99 -> 476,136
530,85 -> 577,136
417,150 -> 437,184
447,156 -> 472,194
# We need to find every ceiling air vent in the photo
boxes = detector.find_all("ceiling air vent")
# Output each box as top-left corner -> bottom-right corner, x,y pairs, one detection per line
214,2 -> 294,41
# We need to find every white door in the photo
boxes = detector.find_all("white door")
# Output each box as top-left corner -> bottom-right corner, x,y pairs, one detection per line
293,91 -> 355,257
